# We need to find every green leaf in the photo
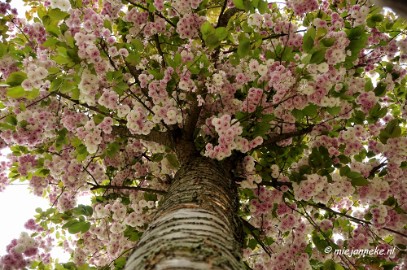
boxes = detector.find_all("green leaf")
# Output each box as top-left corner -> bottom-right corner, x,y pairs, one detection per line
124,226 -> 141,241
55,128 -> 68,150
257,0 -> 268,14
310,48 -> 326,64
374,82 -> 387,97
233,0 -> 250,10
5,115 -> 17,126
312,232 -> 329,253
64,220 -> 91,234
106,142 -> 120,157
379,119 -> 402,143
6,71 -> 27,87
252,121 -> 271,137
344,26 -> 368,68
247,238 -> 258,249
72,205 -> 93,217
114,257 -> 127,269
237,34 -> 251,58
365,78 -> 374,91
326,106 -> 341,116
166,153 -> 180,169
303,28 -> 315,53
200,21 -> 214,36
303,104 -> 318,117
75,143 -> 89,162
350,177 -> 369,186
6,86 -> 26,99
323,259 -> 345,270
215,27 -> 228,41
49,8 -> 69,20
321,37 -> 336,47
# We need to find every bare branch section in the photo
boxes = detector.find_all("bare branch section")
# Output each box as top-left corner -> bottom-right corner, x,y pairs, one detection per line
309,202 -> 407,239
217,7 -> 240,28
57,92 -> 173,147
111,125 -> 173,149
261,125 -> 314,147
88,182 -> 167,195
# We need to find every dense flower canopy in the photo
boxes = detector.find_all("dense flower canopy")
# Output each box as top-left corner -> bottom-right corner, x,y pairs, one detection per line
0,0 -> 406,269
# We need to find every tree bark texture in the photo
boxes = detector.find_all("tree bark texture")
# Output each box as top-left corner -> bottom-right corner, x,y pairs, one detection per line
125,157 -> 244,270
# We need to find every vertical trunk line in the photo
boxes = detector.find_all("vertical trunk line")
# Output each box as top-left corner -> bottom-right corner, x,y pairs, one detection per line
125,157 -> 244,270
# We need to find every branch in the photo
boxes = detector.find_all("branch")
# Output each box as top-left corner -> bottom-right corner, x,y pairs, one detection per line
0,92 -> 54,121
111,125 -> 173,148
88,183 -> 167,195
309,202 -> 407,239
58,92 -> 173,147
57,92 -> 119,120
261,125 -> 314,147
241,218 -> 273,257
368,161 -> 387,178
217,7 -> 240,28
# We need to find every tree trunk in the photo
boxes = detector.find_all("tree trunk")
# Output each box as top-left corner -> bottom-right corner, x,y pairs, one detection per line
125,157 -> 244,270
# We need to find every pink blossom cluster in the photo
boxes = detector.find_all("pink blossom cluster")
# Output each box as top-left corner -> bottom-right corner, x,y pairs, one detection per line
98,88 -> 119,110
383,137 -> 407,164
326,173 -> 355,197
179,67 -> 197,92
176,13 -> 204,39
57,191 -> 77,211
23,23 -> 46,45
286,0 -> 318,15
0,233 -> 38,270
78,69 -> 100,106
61,109 -> 88,132
356,91 -> 378,113
250,186 -> 283,216
347,225 -> 370,249
324,31 -> 350,66
248,222 -> 310,270
239,156 -> 262,188
126,104 -> 155,135
74,198 -> 156,266
242,88 -> 264,113
358,177 -> 390,204
124,9 -> 148,40
204,114 -> 264,160
0,160 -> 10,192
24,219 -> 43,232
267,64 -> 296,98
246,13 -> 274,30
14,154 -> 36,176
0,55 -> 18,79
21,63 -> 50,92
0,1 -> 14,15
311,135 -> 340,157
293,174 -> 327,201
349,4 -> 370,26
172,0 -> 202,15
29,176 -> 49,196
65,8 -> 82,36
76,120 -> 102,154
101,0 -> 122,18
143,17 -> 166,38
370,205 -> 389,227
0,106 -> 57,147
74,32 -> 100,64
338,129 -> 365,156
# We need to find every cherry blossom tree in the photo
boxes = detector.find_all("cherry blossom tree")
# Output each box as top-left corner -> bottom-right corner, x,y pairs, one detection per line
0,0 -> 406,269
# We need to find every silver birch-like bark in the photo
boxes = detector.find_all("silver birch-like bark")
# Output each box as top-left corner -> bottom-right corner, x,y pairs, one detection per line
125,156 -> 244,270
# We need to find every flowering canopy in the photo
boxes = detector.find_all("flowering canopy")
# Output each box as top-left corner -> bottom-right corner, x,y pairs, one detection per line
0,0 -> 406,269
